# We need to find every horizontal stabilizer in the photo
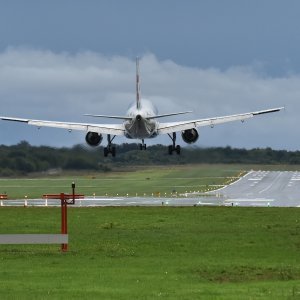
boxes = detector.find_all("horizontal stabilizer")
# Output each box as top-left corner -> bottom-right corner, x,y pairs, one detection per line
84,111 -> 192,120
84,114 -> 132,120
148,111 -> 193,119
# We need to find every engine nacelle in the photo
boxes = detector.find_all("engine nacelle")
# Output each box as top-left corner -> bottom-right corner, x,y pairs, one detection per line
85,132 -> 103,147
181,129 -> 199,144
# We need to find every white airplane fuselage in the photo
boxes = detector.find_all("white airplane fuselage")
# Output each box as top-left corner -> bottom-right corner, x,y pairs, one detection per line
124,99 -> 159,139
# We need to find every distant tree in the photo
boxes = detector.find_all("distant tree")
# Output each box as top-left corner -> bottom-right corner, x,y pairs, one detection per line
0,142 -> 299,176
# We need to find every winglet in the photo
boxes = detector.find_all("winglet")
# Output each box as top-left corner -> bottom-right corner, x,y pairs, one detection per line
136,57 -> 141,110
252,107 -> 285,116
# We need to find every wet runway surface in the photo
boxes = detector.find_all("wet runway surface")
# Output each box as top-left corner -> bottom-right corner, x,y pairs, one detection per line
0,196 -> 217,208
208,171 -> 300,207
1,171 -> 299,207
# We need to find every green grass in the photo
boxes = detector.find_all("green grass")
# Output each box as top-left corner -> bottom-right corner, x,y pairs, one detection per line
0,164 -> 243,199
1,164 -> 298,199
0,206 -> 299,299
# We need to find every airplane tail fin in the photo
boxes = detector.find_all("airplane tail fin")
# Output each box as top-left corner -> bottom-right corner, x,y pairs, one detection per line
136,57 -> 141,110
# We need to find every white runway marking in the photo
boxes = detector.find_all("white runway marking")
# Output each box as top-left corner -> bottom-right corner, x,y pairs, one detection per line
209,171 -> 300,207
258,172 -> 282,194
224,198 -> 274,202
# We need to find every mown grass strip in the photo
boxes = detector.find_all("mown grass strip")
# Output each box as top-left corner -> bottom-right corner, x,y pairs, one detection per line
0,164 -> 263,199
0,206 -> 299,299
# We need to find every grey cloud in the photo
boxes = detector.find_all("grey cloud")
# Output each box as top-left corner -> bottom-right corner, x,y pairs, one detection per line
0,49 -> 296,150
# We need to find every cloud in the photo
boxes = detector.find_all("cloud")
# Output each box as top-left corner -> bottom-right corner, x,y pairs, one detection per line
0,48 -> 297,150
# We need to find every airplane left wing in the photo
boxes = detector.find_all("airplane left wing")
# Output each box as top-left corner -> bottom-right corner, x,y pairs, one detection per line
0,117 -> 125,136
157,107 -> 284,135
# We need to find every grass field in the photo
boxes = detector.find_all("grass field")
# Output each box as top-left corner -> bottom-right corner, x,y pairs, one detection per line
0,164 -> 298,199
0,206 -> 299,299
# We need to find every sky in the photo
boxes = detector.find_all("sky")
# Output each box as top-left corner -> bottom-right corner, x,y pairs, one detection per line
0,0 -> 299,150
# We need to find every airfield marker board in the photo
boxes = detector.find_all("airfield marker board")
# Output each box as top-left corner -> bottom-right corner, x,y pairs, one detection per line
0,183 -> 83,252
0,234 -> 68,244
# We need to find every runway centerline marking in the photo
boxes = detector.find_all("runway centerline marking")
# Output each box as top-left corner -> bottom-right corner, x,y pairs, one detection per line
224,198 -> 274,202
258,172 -> 282,194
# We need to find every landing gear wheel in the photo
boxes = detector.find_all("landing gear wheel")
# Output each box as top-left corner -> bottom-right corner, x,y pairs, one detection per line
139,140 -> 147,150
104,146 -> 116,157
104,134 -> 117,157
104,147 -> 109,157
111,146 -> 116,157
139,144 -> 147,150
167,133 -> 181,155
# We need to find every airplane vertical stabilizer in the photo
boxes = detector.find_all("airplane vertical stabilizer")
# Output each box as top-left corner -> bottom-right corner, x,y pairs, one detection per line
136,57 -> 141,110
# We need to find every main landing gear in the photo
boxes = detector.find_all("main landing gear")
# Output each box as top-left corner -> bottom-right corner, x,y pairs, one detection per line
104,134 -> 116,157
168,132 -> 181,155
103,134 -> 181,157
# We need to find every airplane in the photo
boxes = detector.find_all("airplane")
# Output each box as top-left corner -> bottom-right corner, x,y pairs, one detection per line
1,58 -> 283,157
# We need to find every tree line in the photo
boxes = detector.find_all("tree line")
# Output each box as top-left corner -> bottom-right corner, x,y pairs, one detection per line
0,141 -> 299,176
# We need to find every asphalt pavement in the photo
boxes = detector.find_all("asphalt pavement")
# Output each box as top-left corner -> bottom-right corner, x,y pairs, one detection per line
208,171 -> 300,207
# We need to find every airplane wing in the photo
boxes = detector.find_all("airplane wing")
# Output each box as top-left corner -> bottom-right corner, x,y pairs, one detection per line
157,107 -> 284,135
0,117 -> 125,136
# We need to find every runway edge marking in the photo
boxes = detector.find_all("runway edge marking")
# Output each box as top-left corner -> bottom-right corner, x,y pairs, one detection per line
206,170 -> 254,194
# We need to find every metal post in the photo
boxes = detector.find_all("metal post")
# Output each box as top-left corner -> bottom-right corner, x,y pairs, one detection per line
72,182 -> 75,201
61,193 -> 68,252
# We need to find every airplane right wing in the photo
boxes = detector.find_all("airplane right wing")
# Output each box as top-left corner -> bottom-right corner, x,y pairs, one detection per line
157,107 -> 284,135
0,117 -> 126,136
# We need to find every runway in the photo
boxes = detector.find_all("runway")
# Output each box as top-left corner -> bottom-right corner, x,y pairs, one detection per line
207,171 -> 300,207
0,171 -> 299,207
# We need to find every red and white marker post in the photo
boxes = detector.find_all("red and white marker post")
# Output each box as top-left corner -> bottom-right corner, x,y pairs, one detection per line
43,183 -> 84,252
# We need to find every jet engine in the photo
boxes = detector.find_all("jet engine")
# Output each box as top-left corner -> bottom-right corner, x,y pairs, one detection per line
181,129 -> 199,144
85,132 -> 103,147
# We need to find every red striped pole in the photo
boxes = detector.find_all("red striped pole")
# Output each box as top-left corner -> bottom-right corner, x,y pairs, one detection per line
61,193 -> 68,252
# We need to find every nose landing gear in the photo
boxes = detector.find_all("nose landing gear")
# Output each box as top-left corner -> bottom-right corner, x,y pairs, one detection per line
139,139 -> 147,150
